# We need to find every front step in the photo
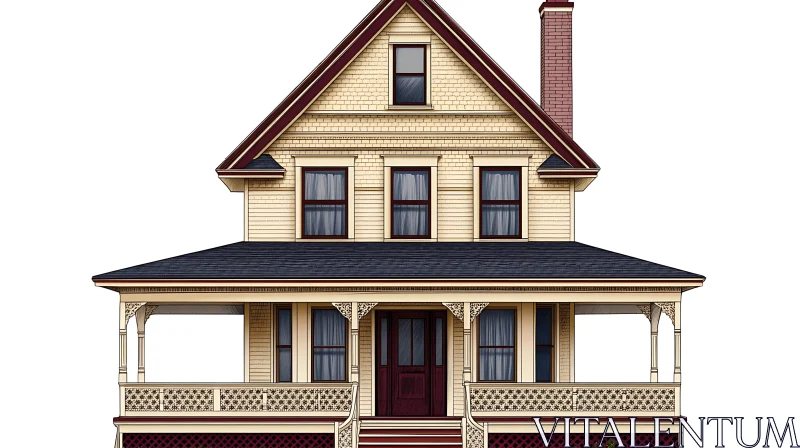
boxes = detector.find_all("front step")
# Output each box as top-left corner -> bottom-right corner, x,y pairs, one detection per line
359,420 -> 462,447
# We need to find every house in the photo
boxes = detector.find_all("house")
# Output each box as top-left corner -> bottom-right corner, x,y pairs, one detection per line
93,0 -> 704,447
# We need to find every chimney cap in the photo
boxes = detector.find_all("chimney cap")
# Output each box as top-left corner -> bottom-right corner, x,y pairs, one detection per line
540,1 -> 574,14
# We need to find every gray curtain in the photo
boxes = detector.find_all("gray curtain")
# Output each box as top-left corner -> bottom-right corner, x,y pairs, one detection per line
313,309 -> 347,381
479,310 -> 515,381
481,170 -> 520,236
393,171 -> 429,236
304,171 -> 345,236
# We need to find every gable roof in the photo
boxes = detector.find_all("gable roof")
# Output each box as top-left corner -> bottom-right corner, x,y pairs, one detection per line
216,0 -> 600,174
539,154 -> 573,169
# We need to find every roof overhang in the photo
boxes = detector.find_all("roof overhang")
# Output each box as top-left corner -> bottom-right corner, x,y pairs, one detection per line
217,169 -> 286,192
537,168 -> 599,192
95,278 -> 705,292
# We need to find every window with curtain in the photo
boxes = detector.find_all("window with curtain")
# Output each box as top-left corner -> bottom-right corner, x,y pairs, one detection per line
392,168 -> 431,238
275,306 -> 292,382
478,309 -> 516,381
312,309 -> 347,382
480,168 -> 522,238
303,168 -> 347,238
536,305 -> 555,382
394,45 -> 426,105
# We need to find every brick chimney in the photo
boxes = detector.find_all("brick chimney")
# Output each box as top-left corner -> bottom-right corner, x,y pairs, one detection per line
540,0 -> 574,136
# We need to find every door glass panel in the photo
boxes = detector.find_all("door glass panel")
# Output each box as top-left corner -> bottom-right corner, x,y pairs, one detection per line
398,319 -> 411,366
435,318 -> 443,366
381,317 -> 388,366
412,319 -> 425,366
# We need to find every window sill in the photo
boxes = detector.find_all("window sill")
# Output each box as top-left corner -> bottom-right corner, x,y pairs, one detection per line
386,105 -> 434,110
295,238 -> 355,242
384,238 -> 438,242
473,238 -> 528,242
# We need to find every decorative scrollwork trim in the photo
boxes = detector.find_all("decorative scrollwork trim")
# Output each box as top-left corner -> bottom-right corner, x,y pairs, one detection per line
357,303 -> 377,320
333,303 -> 352,321
637,304 -> 652,322
443,303 -> 465,322
655,302 -> 676,325
469,303 -> 490,322
125,302 -> 146,323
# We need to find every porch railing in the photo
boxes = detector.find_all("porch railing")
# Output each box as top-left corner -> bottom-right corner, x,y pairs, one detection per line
469,382 -> 680,418
120,382 -> 354,417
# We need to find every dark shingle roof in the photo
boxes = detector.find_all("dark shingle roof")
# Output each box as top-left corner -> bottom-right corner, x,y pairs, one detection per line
93,242 -> 703,281
243,154 -> 284,171
539,154 -> 573,169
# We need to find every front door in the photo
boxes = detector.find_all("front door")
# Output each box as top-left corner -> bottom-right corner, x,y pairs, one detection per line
375,311 -> 446,417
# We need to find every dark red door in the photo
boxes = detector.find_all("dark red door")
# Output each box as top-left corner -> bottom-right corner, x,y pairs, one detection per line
375,311 -> 446,417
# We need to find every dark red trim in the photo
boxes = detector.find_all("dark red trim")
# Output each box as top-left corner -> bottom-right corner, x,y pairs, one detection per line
218,0 -> 599,171
360,416 -> 463,421
474,416 -> 683,423
113,416 -> 347,423
217,170 -> 285,177
539,1 -> 575,14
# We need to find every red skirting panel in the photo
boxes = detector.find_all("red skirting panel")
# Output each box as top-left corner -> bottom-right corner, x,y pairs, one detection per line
489,433 -> 679,448
122,433 -> 334,448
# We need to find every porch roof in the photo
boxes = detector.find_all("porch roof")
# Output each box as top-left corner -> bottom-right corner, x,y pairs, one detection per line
92,242 -> 704,282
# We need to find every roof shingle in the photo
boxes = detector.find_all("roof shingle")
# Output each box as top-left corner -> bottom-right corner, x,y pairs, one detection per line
93,242 -> 704,281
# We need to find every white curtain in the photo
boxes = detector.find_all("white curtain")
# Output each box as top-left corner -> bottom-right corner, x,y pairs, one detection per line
304,171 -> 345,236
393,171 -> 429,236
313,309 -> 347,381
479,310 -> 515,381
481,170 -> 520,236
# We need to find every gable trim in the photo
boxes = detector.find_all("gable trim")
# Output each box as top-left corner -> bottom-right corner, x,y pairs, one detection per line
217,0 -> 599,174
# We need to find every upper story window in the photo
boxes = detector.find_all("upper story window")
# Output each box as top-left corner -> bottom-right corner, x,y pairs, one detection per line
393,45 -> 426,105
480,168 -> 522,238
392,168 -> 431,238
302,168 -> 347,238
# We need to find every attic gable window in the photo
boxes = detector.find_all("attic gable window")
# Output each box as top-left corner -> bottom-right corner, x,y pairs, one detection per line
393,45 -> 426,105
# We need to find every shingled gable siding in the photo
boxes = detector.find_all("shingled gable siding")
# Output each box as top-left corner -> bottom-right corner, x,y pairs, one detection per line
248,303 -> 272,382
246,6 -> 573,242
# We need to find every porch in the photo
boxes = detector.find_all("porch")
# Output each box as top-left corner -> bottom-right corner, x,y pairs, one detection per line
114,295 -> 684,448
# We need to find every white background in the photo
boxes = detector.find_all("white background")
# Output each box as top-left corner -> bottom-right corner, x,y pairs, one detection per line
2,0 -> 799,445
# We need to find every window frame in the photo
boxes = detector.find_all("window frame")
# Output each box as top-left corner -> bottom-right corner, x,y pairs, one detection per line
535,304 -> 556,383
393,44 -> 427,106
310,307 -> 349,383
390,167 -> 432,239
476,308 -> 517,383
274,305 -> 292,383
478,167 -> 523,239
301,167 -> 348,239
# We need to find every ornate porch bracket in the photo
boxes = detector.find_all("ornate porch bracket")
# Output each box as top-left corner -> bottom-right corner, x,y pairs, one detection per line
443,302 -> 489,322
144,305 -> 158,323
637,304 -> 652,321
357,303 -> 378,320
333,303 -> 353,321
469,303 -> 489,321
442,303 -> 464,321
125,302 -> 146,324
655,302 -> 676,325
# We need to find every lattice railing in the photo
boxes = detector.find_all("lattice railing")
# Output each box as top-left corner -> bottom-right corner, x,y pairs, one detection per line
121,383 -> 353,416
470,383 -> 679,417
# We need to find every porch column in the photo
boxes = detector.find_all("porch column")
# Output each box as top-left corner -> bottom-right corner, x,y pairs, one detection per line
463,302 -> 472,383
350,303 -> 360,385
118,302 -> 128,384
649,303 -> 661,383
136,307 -> 146,382
674,302 -> 681,382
